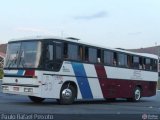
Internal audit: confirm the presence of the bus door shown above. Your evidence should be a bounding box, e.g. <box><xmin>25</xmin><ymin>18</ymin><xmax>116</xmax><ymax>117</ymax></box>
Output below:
<box><xmin>53</xmin><ymin>41</ymin><xmax>63</xmax><ymax>71</ymax></box>
<box><xmin>41</xmin><ymin>41</ymin><xmax>62</xmax><ymax>97</ymax></box>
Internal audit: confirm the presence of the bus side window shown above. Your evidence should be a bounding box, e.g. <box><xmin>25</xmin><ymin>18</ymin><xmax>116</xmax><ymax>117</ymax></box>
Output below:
<box><xmin>88</xmin><ymin>48</ymin><xmax>97</xmax><ymax>63</ymax></box>
<box><xmin>97</xmin><ymin>49</ymin><xmax>101</xmax><ymax>63</ymax></box>
<box><xmin>133</xmin><ymin>56</ymin><xmax>139</xmax><ymax>69</ymax></box>
<box><xmin>117</xmin><ymin>53</ymin><xmax>128</xmax><ymax>67</ymax></box>
<box><xmin>56</xmin><ymin>45</ymin><xmax>62</xmax><ymax>60</ymax></box>
<box><xmin>139</xmin><ymin>57</ymin><xmax>143</xmax><ymax>69</ymax></box>
<box><xmin>152</xmin><ymin>59</ymin><xmax>158</xmax><ymax>71</ymax></box>
<box><xmin>54</xmin><ymin>44</ymin><xmax>63</xmax><ymax>71</ymax></box>
<box><xmin>127</xmin><ymin>55</ymin><xmax>132</xmax><ymax>68</ymax></box>
<box><xmin>145</xmin><ymin>58</ymin><xmax>151</xmax><ymax>70</ymax></box>
<box><xmin>84</xmin><ymin>47</ymin><xmax>89</xmax><ymax>62</ymax></box>
<box><xmin>103</xmin><ymin>50</ymin><xmax>113</xmax><ymax>66</ymax></box>
<box><xmin>113</xmin><ymin>52</ymin><xmax>117</xmax><ymax>66</ymax></box>
<box><xmin>150</xmin><ymin>59</ymin><xmax>153</xmax><ymax>71</ymax></box>
<box><xmin>68</xmin><ymin>44</ymin><xmax>78</xmax><ymax>60</ymax></box>
<box><xmin>45</xmin><ymin>44</ymin><xmax>54</xmax><ymax>70</ymax></box>
<box><xmin>63</xmin><ymin>43</ymin><xmax>68</xmax><ymax>59</ymax></box>
<box><xmin>78</xmin><ymin>45</ymin><xmax>83</xmax><ymax>61</ymax></box>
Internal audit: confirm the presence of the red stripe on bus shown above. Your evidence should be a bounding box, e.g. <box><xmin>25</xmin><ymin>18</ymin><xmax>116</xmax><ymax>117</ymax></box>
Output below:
<box><xmin>95</xmin><ymin>65</ymin><xmax>157</xmax><ymax>98</ymax></box>
<box><xmin>94</xmin><ymin>65</ymin><xmax>108</xmax><ymax>98</ymax></box>
<box><xmin>24</xmin><ymin>70</ymin><xmax>35</xmax><ymax>77</ymax></box>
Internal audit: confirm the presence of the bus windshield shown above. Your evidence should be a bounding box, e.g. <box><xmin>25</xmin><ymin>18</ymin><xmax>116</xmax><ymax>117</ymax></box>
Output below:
<box><xmin>4</xmin><ymin>41</ymin><xmax>41</xmax><ymax>69</ymax></box>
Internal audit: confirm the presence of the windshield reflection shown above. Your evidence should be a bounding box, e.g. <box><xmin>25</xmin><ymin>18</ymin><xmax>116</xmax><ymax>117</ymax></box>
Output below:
<box><xmin>5</xmin><ymin>41</ymin><xmax>41</xmax><ymax>69</ymax></box>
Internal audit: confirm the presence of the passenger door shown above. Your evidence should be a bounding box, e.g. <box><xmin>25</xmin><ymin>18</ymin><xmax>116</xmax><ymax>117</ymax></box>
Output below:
<box><xmin>53</xmin><ymin>41</ymin><xmax>63</xmax><ymax>71</ymax></box>
<box><xmin>41</xmin><ymin>41</ymin><xmax>62</xmax><ymax>97</ymax></box>
<box><xmin>43</xmin><ymin>41</ymin><xmax>62</xmax><ymax>71</ymax></box>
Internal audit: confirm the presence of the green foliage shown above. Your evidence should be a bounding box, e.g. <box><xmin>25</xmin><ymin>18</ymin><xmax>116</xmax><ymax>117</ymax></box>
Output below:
<box><xmin>0</xmin><ymin>69</ymin><xmax>3</xmax><ymax>79</ymax></box>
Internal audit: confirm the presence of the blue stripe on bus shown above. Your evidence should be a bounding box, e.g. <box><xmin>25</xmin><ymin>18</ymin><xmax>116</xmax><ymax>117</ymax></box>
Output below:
<box><xmin>72</xmin><ymin>62</ymin><xmax>93</xmax><ymax>99</ymax></box>
<box><xmin>4</xmin><ymin>70</ymin><xmax>24</xmax><ymax>76</ymax></box>
<box><xmin>17</xmin><ymin>70</ymin><xmax>24</xmax><ymax>76</ymax></box>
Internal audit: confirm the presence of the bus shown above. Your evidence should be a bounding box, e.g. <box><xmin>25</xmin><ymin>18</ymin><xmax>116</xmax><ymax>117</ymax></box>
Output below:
<box><xmin>2</xmin><ymin>36</ymin><xmax>159</xmax><ymax>104</ymax></box>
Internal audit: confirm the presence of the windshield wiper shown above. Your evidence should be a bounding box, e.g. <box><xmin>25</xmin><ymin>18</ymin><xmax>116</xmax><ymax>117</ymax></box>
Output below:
<box><xmin>18</xmin><ymin>51</ymin><xmax>25</xmax><ymax>68</ymax></box>
<box><xmin>7</xmin><ymin>51</ymin><xmax>19</xmax><ymax>69</ymax></box>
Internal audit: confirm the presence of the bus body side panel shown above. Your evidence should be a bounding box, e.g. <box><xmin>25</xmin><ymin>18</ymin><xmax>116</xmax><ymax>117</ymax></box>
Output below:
<box><xmin>99</xmin><ymin>79</ymin><xmax>157</xmax><ymax>98</ymax></box>
<box><xmin>94</xmin><ymin>65</ymin><xmax>108</xmax><ymax>98</ymax></box>
<box><xmin>102</xmin><ymin>66</ymin><xmax>158</xmax><ymax>98</ymax></box>
<box><xmin>2</xmin><ymin>61</ymin><xmax>158</xmax><ymax>100</ymax></box>
<box><xmin>39</xmin><ymin>62</ymin><xmax>82</xmax><ymax>99</ymax></box>
<box><xmin>2</xmin><ymin>70</ymin><xmax>42</xmax><ymax>97</ymax></box>
<box><xmin>70</xmin><ymin>62</ymin><xmax>158</xmax><ymax>99</ymax></box>
<box><xmin>83</xmin><ymin>64</ymin><xmax>103</xmax><ymax>99</ymax></box>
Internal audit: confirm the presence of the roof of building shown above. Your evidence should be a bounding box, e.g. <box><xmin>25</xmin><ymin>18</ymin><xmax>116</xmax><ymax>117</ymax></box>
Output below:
<box><xmin>128</xmin><ymin>46</ymin><xmax>160</xmax><ymax>56</ymax></box>
<box><xmin>0</xmin><ymin>52</ymin><xmax>5</xmax><ymax>58</ymax></box>
<box><xmin>0</xmin><ymin>44</ymin><xmax>7</xmax><ymax>54</ymax></box>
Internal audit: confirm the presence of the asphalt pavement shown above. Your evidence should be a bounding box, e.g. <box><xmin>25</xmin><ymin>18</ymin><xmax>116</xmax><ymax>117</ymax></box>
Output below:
<box><xmin>0</xmin><ymin>80</ymin><xmax>159</xmax><ymax>120</ymax></box>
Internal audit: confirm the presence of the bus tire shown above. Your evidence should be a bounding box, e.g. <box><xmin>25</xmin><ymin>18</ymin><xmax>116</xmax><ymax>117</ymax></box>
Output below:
<box><xmin>127</xmin><ymin>87</ymin><xmax>141</xmax><ymax>102</ymax></box>
<box><xmin>58</xmin><ymin>84</ymin><xmax>76</xmax><ymax>105</ymax></box>
<box><xmin>28</xmin><ymin>96</ymin><xmax>45</xmax><ymax>103</ymax></box>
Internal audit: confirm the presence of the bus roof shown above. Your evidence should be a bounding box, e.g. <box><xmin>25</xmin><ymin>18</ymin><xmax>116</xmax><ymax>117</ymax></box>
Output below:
<box><xmin>9</xmin><ymin>36</ymin><xmax>158</xmax><ymax>59</ymax></box>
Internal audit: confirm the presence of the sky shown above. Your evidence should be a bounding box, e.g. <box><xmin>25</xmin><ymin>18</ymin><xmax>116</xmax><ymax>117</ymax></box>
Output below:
<box><xmin>0</xmin><ymin>0</ymin><xmax>160</xmax><ymax>49</ymax></box>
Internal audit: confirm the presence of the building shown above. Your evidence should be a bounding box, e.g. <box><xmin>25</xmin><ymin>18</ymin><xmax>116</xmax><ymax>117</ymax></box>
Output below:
<box><xmin>128</xmin><ymin>45</ymin><xmax>160</xmax><ymax>56</ymax></box>
<box><xmin>0</xmin><ymin>44</ymin><xmax>7</xmax><ymax>54</ymax></box>
<box><xmin>0</xmin><ymin>52</ymin><xmax>5</xmax><ymax>68</ymax></box>
<box><xmin>0</xmin><ymin>44</ymin><xmax>7</xmax><ymax>68</ymax></box>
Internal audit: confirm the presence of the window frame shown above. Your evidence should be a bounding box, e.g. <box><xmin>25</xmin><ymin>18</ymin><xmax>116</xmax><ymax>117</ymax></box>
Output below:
<box><xmin>103</xmin><ymin>50</ymin><xmax>114</xmax><ymax>66</ymax></box>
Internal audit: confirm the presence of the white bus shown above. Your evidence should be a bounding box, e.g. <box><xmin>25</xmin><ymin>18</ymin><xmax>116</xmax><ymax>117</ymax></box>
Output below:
<box><xmin>2</xmin><ymin>36</ymin><xmax>159</xmax><ymax>104</ymax></box>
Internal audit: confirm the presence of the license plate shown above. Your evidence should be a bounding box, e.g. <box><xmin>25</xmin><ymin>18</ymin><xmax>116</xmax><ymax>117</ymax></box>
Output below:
<box><xmin>13</xmin><ymin>87</ymin><xmax>19</xmax><ymax>91</ymax></box>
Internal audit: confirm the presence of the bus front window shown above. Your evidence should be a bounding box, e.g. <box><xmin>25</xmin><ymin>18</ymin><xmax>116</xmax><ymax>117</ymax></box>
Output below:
<box><xmin>5</xmin><ymin>43</ymin><xmax>21</xmax><ymax>68</ymax></box>
<box><xmin>4</xmin><ymin>41</ymin><xmax>41</xmax><ymax>69</ymax></box>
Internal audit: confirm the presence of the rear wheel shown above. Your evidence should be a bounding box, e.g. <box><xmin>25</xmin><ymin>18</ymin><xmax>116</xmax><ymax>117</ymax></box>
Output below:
<box><xmin>28</xmin><ymin>96</ymin><xmax>45</xmax><ymax>103</ymax></box>
<box><xmin>57</xmin><ymin>84</ymin><xmax>77</xmax><ymax>105</ymax></box>
<box><xmin>127</xmin><ymin>87</ymin><xmax>141</xmax><ymax>102</ymax></box>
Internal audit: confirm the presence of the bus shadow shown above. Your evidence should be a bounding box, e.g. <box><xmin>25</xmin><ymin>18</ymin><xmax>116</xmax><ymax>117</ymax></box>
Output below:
<box><xmin>8</xmin><ymin>98</ymin><xmax>151</xmax><ymax>106</ymax></box>
<box><xmin>1</xmin><ymin>91</ymin><xmax>153</xmax><ymax>106</ymax></box>
<box><xmin>73</xmin><ymin>99</ymin><xmax>149</xmax><ymax>105</ymax></box>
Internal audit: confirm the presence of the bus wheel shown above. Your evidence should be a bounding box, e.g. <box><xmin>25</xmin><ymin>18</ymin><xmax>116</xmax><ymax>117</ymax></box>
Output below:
<box><xmin>28</xmin><ymin>96</ymin><xmax>45</xmax><ymax>103</ymax></box>
<box><xmin>58</xmin><ymin>84</ymin><xmax>76</xmax><ymax>105</ymax></box>
<box><xmin>127</xmin><ymin>87</ymin><xmax>141</xmax><ymax>102</ymax></box>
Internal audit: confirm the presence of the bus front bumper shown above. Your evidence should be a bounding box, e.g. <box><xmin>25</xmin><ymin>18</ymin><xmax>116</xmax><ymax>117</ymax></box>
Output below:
<box><xmin>2</xmin><ymin>84</ymin><xmax>41</xmax><ymax>97</ymax></box>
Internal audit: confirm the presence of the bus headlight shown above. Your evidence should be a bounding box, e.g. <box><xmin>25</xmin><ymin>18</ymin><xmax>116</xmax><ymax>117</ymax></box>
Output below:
<box><xmin>24</xmin><ymin>88</ymin><xmax>33</xmax><ymax>92</ymax></box>
<box><xmin>2</xmin><ymin>86</ymin><xmax>9</xmax><ymax>91</ymax></box>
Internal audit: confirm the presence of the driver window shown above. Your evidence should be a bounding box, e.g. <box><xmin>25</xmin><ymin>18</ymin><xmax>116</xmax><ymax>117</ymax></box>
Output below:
<box><xmin>45</xmin><ymin>44</ymin><xmax>54</xmax><ymax>70</ymax></box>
<box><xmin>46</xmin><ymin>45</ymin><xmax>53</xmax><ymax>60</ymax></box>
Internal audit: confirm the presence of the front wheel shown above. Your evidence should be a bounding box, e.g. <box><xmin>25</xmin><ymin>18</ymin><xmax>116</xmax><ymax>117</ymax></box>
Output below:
<box><xmin>127</xmin><ymin>87</ymin><xmax>141</xmax><ymax>102</ymax></box>
<box><xmin>28</xmin><ymin>96</ymin><xmax>45</xmax><ymax>103</ymax></box>
<box><xmin>58</xmin><ymin>84</ymin><xmax>77</xmax><ymax>105</ymax></box>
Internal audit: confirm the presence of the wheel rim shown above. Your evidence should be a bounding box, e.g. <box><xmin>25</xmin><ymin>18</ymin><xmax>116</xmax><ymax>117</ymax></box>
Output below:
<box><xmin>135</xmin><ymin>89</ymin><xmax>141</xmax><ymax>100</ymax></box>
<box><xmin>62</xmin><ymin>88</ymin><xmax>72</xmax><ymax>99</ymax></box>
